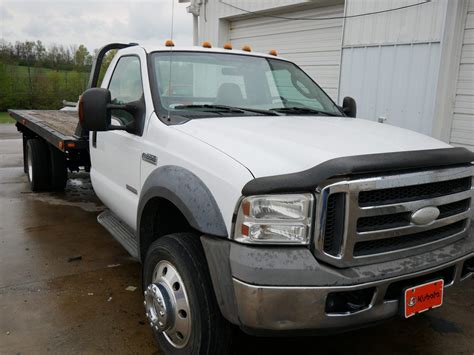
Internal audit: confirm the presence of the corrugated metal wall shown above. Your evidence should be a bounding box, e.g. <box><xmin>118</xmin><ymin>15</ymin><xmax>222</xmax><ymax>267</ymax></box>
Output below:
<box><xmin>338</xmin><ymin>0</ymin><xmax>447</xmax><ymax>135</ymax></box>
<box><xmin>228</xmin><ymin>5</ymin><xmax>344</xmax><ymax>99</ymax></box>
<box><xmin>339</xmin><ymin>43</ymin><xmax>441</xmax><ymax>135</ymax></box>
<box><xmin>450</xmin><ymin>0</ymin><xmax>474</xmax><ymax>151</ymax></box>
<box><xmin>343</xmin><ymin>0</ymin><xmax>446</xmax><ymax>46</ymax></box>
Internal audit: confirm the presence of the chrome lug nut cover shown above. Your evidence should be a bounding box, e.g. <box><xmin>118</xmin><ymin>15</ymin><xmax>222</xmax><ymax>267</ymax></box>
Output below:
<box><xmin>144</xmin><ymin>260</ymin><xmax>192</xmax><ymax>349</ymax></box>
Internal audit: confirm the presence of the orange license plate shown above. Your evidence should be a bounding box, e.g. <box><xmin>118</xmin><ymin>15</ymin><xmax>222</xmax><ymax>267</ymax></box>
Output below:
<box><xmin>404</xmin><ymin>279</ymin><xmax>444</xmax><ymax>318</ymax></box>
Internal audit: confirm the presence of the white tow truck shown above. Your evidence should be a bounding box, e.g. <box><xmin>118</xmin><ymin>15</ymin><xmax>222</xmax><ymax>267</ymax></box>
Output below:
<box><xmin>9</xmin><ymin>42</ymin><xmax>474</xmax><ymax>354</ymax></box>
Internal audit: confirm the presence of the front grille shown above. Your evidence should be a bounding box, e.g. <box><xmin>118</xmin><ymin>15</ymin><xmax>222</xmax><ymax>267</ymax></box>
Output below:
<box><xmin>315</xmin><ymin>166</ymin><xmax>473</xmax><ymax>267</ymax></box>
<box><xmin>356</xmin><ymin>198</ymin><xmax>471</xmax><ymax>232</ymax></box>
<box><xmin>358</xmin><ymin>176</ymin><xmax>471</xmax><ymax>207</ymax></box>
<box><xmin>354</xmin><ymin>220</ymin><xmax>467</xmax><ymax>256</ymax></box>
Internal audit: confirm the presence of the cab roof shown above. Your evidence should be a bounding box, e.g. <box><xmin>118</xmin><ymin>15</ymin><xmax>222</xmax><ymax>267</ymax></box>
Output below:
<box><xmin>137</xmin><ymin>45</ymin><xmax>291</xmax><ymax>62</ymax></box>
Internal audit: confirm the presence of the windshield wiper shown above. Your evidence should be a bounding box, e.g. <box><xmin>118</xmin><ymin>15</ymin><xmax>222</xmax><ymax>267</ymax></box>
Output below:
<box><xmin>270</xmin><ymin>106</ymin><xmax>342</xmax><ymax>117</ymax></box>
<box><xmin>174</xmin><ymin>104</ymin><xmax>279</xmax><ymax>116</ymax></box>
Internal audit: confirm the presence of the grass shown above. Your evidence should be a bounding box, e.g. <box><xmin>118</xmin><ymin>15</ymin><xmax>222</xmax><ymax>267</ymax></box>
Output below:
<box><xmin>0</xmin><ymin>112</ymin><xmax>14</xmax><ymax>124</ymax></box>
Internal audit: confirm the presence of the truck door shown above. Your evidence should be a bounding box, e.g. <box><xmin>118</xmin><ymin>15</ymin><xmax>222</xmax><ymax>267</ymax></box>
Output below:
<box><xmin>90</xmin><ymin>55</ymin><xmax>144</xmax><ymax>229</ymax></box>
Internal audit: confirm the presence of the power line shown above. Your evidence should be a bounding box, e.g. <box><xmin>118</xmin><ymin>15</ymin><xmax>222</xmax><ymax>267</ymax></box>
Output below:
<box><xmin>219</xmin><ymin>1</ymin><xmax>431</xmax><ymax>21</ymax></box>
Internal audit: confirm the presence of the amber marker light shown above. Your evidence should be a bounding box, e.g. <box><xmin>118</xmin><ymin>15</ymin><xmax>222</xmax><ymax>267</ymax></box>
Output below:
<box><xmin>165</xmin><ymin>40</ymin><xmax>175</xmax><ymax>47</ymax></box>
<box><xmin>268</xmin><ymin>49</ymin><xmax>278</xmax><ymax>56</ymax></box>
<box><xmin>242</xmin><ymin>45</ymin><xmax>252</xmax><ymax>52</ymax></box>
<box><xmin>241</xmin><ymin>224</ymin><xmax>250</xmax><ymax>237</ymax></box>
<box><xmin>67</xmin><ymin>142</ymin><xmax>76</xmax><ymax>149</ymax></box>
<box><xmin>202</xmin><ymin>41</ymin><xmax>212</xmax><ymax>48</ymax></box>
<box><xmin>223</xmin><ymin>42</ymin><xmax>233</xmax><ymax>50</ymax></box>
<box><xmin>58</xmin><ymin>141</ymin><xmax>64</xmax><ymax>150</ymax></box>
<box><xmin>242</xmin><ymin>200</ymin><xmax>250</xmax><ymax>216</ymax></box>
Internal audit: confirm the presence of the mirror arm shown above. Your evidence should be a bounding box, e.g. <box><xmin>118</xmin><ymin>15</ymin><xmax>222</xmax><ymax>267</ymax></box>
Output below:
<box><xmin>108</xmin><ymin>124</ymin><xmax>127</xmax><ymax>131</ymax></box>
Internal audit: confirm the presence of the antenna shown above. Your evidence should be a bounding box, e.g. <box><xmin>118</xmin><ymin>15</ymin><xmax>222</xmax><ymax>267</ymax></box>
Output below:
<box><xmin>167</xmin><ymin>0</ymin><xmax>176</xmax><ymax>119</ymax></box>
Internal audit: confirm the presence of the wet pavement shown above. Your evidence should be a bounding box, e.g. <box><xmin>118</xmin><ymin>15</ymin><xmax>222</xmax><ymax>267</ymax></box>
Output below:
<box><xmin>0</xmin><ymin>123</ymin><xmax>473</xmax><ymax>354</ymax></box>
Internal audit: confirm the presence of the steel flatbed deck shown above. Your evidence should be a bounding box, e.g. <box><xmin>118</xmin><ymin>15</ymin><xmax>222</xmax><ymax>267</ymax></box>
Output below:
<box><xmin>8</xmin><ymin>109</ymin><xmax>88</xmax><ymax>152</ymax></box>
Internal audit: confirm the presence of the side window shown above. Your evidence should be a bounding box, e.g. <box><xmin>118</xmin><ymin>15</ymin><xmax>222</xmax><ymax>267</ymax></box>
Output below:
<box><xmin>108</xmin><ymin>56</ymin><xmax>143</xmax><ymax>125</ymax></box>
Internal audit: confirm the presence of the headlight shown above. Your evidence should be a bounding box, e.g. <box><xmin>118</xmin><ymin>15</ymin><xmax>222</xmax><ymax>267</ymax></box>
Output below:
<box><xmin>233</xmin><ymin>194</ymin><xmax>314</xmax><ymax>244</ymax></box>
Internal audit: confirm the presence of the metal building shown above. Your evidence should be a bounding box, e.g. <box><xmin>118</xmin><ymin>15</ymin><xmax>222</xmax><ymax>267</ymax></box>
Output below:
<box><xmin>182</xmin><ymin>0</ymin><xmax>474</xmax><ymax>151</ymax></box>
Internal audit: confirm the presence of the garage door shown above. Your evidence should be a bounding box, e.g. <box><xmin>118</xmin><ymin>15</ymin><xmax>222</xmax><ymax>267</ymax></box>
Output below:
<box><xmin>229</xmin><ymin>4</ymin><xmax>344</xmax><ymax>100</ymax></box>
<box><xmin>450</xmin><ymin>0</ymin><xmax>474</xmax><ymax>152</ymax></box>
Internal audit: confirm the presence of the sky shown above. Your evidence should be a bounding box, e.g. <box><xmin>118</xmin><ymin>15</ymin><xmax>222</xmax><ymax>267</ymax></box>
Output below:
<box><xmin>0</xmin><ymin>0</ymin><xmax>193</xmax><ymax>52</ymax></box>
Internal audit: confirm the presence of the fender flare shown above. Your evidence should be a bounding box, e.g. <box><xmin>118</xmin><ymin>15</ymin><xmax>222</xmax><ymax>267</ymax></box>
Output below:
<box><xmin>137</xmin><ymin>165</ymin><xmax>228</xmax><ymax>240</ymax></box>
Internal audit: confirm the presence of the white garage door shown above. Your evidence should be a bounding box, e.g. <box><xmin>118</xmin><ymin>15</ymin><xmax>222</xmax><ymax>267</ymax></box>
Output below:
<box><xmin>229</xmin><ymin>4</ymin><xmax>344</xmax><ymax>100</ymax></box>
<box><xmin>450</xmin><ymin>0</ymin><xmax>474</xmax><ymax>152</ymax></box>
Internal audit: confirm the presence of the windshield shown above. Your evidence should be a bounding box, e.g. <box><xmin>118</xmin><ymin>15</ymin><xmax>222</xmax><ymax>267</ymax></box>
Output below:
<box><xmin>149</xmin><ymin>51</ymin><xmax>342</xmax><ymax>118</ymax></box>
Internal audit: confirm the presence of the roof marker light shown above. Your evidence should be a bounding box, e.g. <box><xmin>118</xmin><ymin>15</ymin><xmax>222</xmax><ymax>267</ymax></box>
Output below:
<box><xmin>223</xmin><ymin>43</ymin><xmax>233</xmax><ymax>50</ymax></box>
<box><xmin>165</xmin><ymin>40</ymin><xmax>175</xmax><ymax>47</ymax></box>
<box><xmin>268</xmin><ymin>49</ymin><xmax>278</xmax><ymax>56</ymax></box>
<box><xmin>242</xmin><ymin>45</ymin><xmax>252</xmax><ymax>52</ymax></box>
<box><xmin>202</xmin><ymin>41</ymin><xmax>212</xmax><ymax>48</ymax></box>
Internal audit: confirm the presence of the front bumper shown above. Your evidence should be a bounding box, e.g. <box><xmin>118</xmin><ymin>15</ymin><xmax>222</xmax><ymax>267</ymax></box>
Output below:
<box><xmin>201</xmin><ymin>230</ymin><xmax>473</xmax><ymax>335</ymax></box>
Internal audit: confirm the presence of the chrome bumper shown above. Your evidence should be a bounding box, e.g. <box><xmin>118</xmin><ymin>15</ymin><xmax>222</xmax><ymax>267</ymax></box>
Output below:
<box><xmin>232</xmin><ymin>254</ymin><xmax>473</xmax><ymax>332</ymax></box>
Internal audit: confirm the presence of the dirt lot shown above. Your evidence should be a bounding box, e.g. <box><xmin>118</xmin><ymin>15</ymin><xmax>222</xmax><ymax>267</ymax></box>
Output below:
<box><xmin>0</xmin><ymin>124</ymin><xmax>473</xmax><ymax>354</ymax></box>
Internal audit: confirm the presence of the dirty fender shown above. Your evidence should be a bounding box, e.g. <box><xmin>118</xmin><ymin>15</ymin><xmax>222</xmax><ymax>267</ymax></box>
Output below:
<box><xmin>137</xmin><ymin>165</ymin><xmax>228</xmax><ymax>239</ymax></box>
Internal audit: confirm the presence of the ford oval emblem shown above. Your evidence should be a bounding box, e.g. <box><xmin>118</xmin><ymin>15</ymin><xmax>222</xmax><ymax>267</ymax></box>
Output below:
<box><xmin>410</xmin><ymin>206</ymin><xmax>440</xmax><ymax>225</ymax></box>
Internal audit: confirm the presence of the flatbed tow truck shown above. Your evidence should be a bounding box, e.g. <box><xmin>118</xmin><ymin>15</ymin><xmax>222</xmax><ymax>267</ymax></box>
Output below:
<box><xmin>8</xmin><ymin>42</ymin><xmax>474</xmax><ymax>354</ymax></box>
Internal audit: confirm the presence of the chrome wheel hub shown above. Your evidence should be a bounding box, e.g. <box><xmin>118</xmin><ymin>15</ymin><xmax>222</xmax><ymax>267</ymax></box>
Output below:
<box><xmin>144</xmin><ymin>260</ymin><xmax>191</xmax><ymax>348</ymax></box>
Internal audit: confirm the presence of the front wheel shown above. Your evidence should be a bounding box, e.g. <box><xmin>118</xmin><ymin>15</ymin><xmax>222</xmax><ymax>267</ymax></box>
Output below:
<box><xmin>143</xmin><ymin>233</ymin><xmax>232</xmax><ymax>354</ymax></box>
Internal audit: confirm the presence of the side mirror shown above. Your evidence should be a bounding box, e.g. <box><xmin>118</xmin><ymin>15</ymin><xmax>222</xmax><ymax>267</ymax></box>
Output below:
<box><xmin>342</xmin><ymin>96</ymin><xmax>357</xmax><ymax>118</ymax></box>
<box><xmin>79</xmin><ymin>88</ymin><xmax>138</xmax><ymax>132</ymax></box>
<box><xmin>79</xmin><ymin>88</ymin><xmax>112</xmax><ymax>131</ymax></box>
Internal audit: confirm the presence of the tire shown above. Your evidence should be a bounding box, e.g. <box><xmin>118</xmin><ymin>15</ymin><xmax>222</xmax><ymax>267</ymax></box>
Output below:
<box><xmin>143</xmin><ymin>233</ymin><xmax>232</xmax><ymax>354</ymax></box>
<box><xmin>49</xmin><ymin>145</ymin><xmax>68</xmax><ymax>191</ymax></box>
<box><xmin>26</xmin><ymin>139</ymin><xmax>51</xmax><ymax>191</ymax></box>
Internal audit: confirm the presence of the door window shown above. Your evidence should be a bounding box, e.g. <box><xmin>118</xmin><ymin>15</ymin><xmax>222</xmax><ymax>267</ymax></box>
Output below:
<box><xmin>108</xmin><ymin>56</ymin><xmax>143</xmax><ymax>125</ymax></box>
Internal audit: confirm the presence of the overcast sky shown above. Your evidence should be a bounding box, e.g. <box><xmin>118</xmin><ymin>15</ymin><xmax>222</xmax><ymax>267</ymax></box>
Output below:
<box><xmin>0</xmin><ymin>0</ymin><xmax>193</xmax><ymax>52</ymax></box>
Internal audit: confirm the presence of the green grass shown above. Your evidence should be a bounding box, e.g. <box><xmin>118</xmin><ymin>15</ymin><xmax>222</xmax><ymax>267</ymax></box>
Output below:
<box><xmin>0</xmin><ymin>112</ymin><xmax>14</xmax><ymax>124</ymax></box>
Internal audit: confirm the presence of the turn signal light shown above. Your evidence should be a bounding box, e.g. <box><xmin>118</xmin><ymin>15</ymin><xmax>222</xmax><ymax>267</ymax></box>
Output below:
<box><xmin>165</xmin><ymin>40</ymin><xmax>175</xmax><ymax>47</ymax></box>
<box><xmin>268</xmin><ymin>49</ymin><xmax>278</xmax><ymax>56</ymax></box>
<box><xmin>223</xmin><ymin>42</ymin><xmax>233</xmax><ymax>50</ymax></box>
<box><xmin>58</xmin><ymin>141</ymin><xmax>64</xmax><ymax>150</ymax></box>
<box><xmin>202</xmin><ymin>41</ymin><xmax>212</xmax><ymax>48</ymax></box>
<box><xmin>242</xmin><ymin>45</ymin><xmax>252</xmax><ymax>52</ymax></box>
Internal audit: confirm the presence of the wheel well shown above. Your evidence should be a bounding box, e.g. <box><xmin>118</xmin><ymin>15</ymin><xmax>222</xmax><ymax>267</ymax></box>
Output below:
<box><xmin>139</xmin><ymin>197</ymin><xmax>197</xmax><ymax>261</ymax></box>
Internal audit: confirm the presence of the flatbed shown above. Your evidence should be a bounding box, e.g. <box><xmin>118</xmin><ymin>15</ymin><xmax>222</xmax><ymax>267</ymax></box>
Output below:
<box><xmin>8</xmin><ymin>109</ymin><xmax>88</xmax><ymax>152</ymax></box>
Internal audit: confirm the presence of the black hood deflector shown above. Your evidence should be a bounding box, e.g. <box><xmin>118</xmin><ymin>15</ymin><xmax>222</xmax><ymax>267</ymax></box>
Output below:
<box><xmin>242</xmin><ymin>148</ymin><xmax>474</xmax><ymax>195</ymax></box>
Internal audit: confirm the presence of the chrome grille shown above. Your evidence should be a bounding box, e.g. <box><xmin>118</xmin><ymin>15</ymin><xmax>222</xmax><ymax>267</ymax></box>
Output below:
<box><xmin>314</xmin><ymin>166</ymin><xmax>473</xmax><ymax>267</ymax></box>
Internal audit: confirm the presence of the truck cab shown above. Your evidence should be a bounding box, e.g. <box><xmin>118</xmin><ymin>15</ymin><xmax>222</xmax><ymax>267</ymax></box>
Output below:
<box><xmin>15</xmin><ymin>43</ymin><xmax>474</xmax><ymax>353</ymax></box>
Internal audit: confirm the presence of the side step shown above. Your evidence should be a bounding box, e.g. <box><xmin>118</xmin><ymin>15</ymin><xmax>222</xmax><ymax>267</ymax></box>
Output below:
<box><xmin>98</xmin><ymin>209</ymin><xmax>139</xmax><ymax>259</ymax></box>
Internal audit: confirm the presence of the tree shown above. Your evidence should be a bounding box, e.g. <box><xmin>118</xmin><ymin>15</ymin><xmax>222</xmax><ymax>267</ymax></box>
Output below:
<box><xmin>74</xmin><ymin>44</ymin><xmax>89</xmax><ymax>70</ymax></box>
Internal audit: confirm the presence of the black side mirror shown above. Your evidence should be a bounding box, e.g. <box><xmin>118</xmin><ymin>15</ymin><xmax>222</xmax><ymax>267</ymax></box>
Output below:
<box><xmin>79</xmin><ymin>88</ymin><xmax>137</xmax><ymax>132</ymax></box>
<box><xmin>79</xmin><ymin>88</ymin><xmax>112</xmax><ymax>131</ymax></box>
<box><xmin>342</xmin><ymin>96</ymin><xmax>357</xmax><ymax>118</ymax></box>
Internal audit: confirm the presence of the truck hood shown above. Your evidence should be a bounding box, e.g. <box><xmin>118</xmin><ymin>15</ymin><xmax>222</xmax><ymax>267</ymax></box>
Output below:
<box><xmin>173</xmin><ymin>116</ymin><xmax>451</xmax><ymax>178</ymax></box>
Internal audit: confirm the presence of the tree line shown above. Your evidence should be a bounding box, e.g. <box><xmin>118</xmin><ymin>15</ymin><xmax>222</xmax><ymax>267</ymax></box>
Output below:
<box><xmin>0</xmin><ymin>40</ymin><xmax>114</xmax><ymax>112</ymax></box>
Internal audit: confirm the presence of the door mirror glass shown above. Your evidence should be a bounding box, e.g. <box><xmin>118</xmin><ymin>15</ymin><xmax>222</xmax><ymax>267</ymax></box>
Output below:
<box><xmin>342</xmin><ymin>96</ymin><xmax>357</xmax><ymax>118</ymax></box>
<box><xmin>79</xmin><ymin>88</ymin><xmax>111</xmax><ymax>131</ymax></box>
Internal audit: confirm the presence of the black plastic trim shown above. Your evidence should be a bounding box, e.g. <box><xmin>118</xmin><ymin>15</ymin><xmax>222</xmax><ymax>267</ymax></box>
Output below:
<box><xmin>242</xmin><ymin>148</ymin><xmax>474</xmax><ymax>195</ymax></box>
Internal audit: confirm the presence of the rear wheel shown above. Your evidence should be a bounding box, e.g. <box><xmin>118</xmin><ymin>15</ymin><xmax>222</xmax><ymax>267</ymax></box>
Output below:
<box><xmin>26</xmin><ymin>139</ymin><xmax>51</xmax><ymax>191</ymax></box>
<box><xmin>49</xmin><ymin>145</ymin><xmax>68</xmax><ymax>191</ymax></box>
<box><xmin>143</xmin><ymin>233</ymin><xmax>232</xmax><ymax>354</ymax></box>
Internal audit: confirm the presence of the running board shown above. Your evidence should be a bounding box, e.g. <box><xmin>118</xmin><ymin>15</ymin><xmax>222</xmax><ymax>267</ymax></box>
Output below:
<box><xmin>98</xmin><ymin>210</ymin><xmax>139</xmax><ymax>259</ymax></box>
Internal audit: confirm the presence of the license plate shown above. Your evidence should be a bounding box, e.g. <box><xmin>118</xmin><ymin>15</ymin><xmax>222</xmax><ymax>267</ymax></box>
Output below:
<box><xmin>404</xmin><ymin>279</ymin><xmax>444</xmax><ymax>318</ymax></box>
